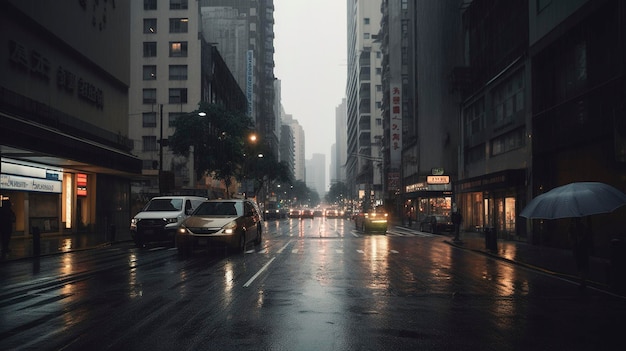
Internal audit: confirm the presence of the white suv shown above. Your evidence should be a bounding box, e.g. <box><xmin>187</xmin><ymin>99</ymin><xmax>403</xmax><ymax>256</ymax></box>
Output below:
<box><xmin>130</xmin><ymin>196</ymin><xmax>206</xmax><ymax>247</ymax></box>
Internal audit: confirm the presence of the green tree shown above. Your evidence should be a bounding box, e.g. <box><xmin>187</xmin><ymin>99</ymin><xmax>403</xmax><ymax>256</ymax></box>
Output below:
<box><xmin>169</xmin><ymin>102</ymin><xmax>253</xmax><ymax>198</ymax></box>
<box><xmin>326</xmin><ymin>181</ymin><xmax>349</xmax><ymax>205</ymax></box>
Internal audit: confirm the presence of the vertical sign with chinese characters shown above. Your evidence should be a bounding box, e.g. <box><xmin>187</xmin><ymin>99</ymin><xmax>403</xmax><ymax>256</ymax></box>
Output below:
<box><xmin>390</xmin><ymin>84</ymin><xmax>402</xmax><ymax>167</ymax></box>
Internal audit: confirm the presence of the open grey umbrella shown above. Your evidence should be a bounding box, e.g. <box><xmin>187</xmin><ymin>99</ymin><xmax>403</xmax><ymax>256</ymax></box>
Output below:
<box><xmin>520</xmin><ymin>182</ymin><xmax>626</xmax><ymax>219</ymax></box>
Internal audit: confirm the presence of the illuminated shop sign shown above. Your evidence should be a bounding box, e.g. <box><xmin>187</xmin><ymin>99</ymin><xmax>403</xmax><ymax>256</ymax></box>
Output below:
<box><xmin>1</xmin><ymin>174</ymin><xmax>62</xmax><ymax>193</ymax></box>
<box><xmin>77</xmin><ymin>173</ymin><xmax>87</xmax><ymax>196</ymax></box>
<box><xmin>427</xmin><ymin>175</ymin><xmax>450</xmax><ymax>184</ymax></box>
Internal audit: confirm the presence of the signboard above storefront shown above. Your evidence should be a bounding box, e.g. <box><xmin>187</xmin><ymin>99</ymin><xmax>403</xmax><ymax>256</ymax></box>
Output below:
<box><xmin>427</xmin><ymin>175</ymin><xmax>450</xmax><ymax>184</ymax></box>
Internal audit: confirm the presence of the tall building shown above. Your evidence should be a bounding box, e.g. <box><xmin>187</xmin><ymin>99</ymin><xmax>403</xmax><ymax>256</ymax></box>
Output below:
<box><xmin>129</xmin><ymin>0</ymin><xmax>249</xmax><ymax>200</ymax></box>
<box><xmin>334</xmin><ymin>98</ymin><xmax>348</xmax><ymax>184</ymax></box>
<box><xmin>129</xmin><ymin>0</ymin><xmax>203</xmax><ymax>196</ymax></box>
<box><xmin>200</xmin><ymin>0</ymin><xmax>278</xmax><ymax>156</ymax></box>
<box><xmin>306</xmin><ymin>153</ymin><xmax>326</xmax><ymax>199</ymax></box>
<box><xmin>1</xmin><ymin>1</ymin><xmax>141</xmax><ymax>239</ymax></box>
<box><xmin>283</xmin><ymin>113</ymin><xmax>306</xmax><ymax>182</ymax></box>
<box><xmin>346</xmin><ymin>0</ymin><xmax>384</xmax><ymax>209</ymax></box>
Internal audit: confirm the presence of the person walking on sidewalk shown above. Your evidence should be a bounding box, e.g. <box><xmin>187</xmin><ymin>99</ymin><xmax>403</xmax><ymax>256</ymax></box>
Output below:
<box><xmin>1</xmin><ymin>199</ymin><xmax>16</xmax><ymax>256</ymax></box>
<box><xmin>569</xmin><ymin>217</ymin><xmax>592</xmax><ymax>289</ymax></box>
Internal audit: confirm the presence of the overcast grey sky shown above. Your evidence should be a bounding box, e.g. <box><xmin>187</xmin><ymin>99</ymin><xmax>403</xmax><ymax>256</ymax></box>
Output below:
<box><xmin>273</xmin><ymin>0</ymin><xmax>347</xmax><ymax>187</ymax></box>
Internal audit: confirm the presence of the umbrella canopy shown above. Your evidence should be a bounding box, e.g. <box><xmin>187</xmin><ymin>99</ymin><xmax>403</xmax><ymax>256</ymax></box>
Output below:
<box><xmin>520</xmin><ymin>182</ymin><xmax>626</xmax><ymax>219</ymax></box>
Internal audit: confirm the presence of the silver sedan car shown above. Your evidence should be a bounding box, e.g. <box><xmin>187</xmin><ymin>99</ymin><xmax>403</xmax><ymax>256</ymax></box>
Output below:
<box><xmin>176</xmin><ymin>199</ymin><xmax>263</xmax><ymax>255</ymax></box>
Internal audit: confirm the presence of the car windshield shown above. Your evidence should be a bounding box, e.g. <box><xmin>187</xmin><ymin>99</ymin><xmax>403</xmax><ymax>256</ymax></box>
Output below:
<box><xmin>144</xmin><ymin>199</ymin><xmax>183</xmax><ymax>211</ymax></box>
<box><xmin>194</xmin><ymin>201</ymin><xmax>242</xmax><ymax>216</ymax></box>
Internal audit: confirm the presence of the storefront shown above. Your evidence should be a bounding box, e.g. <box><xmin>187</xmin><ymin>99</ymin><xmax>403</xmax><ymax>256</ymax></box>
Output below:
<box><xmin>404</xmin><ymin>176</ymin><xmax>453</xmax><ymax>225</ymax></box>
<box><xmin>1</xmin><ymin>159</ymin><xmax>95</xmax><ymax>237</ymax></box>
<box><xmin>455</xmin><ymin>169</ymin><xmax>527</xmax><ymax>240</ymax></box>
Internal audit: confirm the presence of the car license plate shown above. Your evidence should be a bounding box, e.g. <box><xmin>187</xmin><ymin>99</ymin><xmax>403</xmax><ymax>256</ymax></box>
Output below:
<box><xmin>198</xmin><ymin>238</ymin><xmax>207</xmax><ymax>245</ymax></box>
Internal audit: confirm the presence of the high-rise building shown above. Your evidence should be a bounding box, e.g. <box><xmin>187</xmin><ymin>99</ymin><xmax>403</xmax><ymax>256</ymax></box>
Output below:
<box><xmin>200</xmin><ymin>0</ymin><xmax>278</xmax><ymax>156</ymax></box>
<box><xmin>334</xmin><ymin>98</ymin><xmax>348</xmax><ymax>184</ymax></box>
<box><xmin>282</xmin><ymin>113</ymin><xmax>305</xmax><ymax>182</ymax></box>
<box><xmin>346</xmin><ymin>0</ymin><xmax>384</xmax><ymax>208</ymax></box>
<box><xmin>306</xmin><ymin>153</ymin><xmax>326</xmax><ymax>199</ymax></box>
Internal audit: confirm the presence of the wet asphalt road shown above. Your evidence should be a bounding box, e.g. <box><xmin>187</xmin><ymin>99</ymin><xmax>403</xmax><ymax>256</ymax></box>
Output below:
<box><xmin>1</xmin><ymin>218</ymin><xmax>626</xmax><ymax>351</ymax></box>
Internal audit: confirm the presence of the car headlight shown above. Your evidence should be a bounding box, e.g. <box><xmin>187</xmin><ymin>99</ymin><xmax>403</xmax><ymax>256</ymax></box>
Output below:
<box><xmin>178</xmin><ymin>226</ymin><xmax>188</xmax><ymax>234</ymax></box>
<box><xmin>223</xmin><ymin>220</ymin><xmax>237</xmax><ymax>235</ymax></box>
<box><xmin>164</xmin><ymin>217</ymin><xmax>178</xmax><ymax>224</ymax></box>
<box><xmin>130</xmin><ymin>218</ymin><xmax>139</xmax><ymax>229</ymax></box>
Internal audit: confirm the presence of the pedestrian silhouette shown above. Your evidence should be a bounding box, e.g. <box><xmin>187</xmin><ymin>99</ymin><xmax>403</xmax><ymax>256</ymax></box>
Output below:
<box><xmin>569</xmin><ymin>217</ymin><xmax>592</xmax><ymax>289</ymax></box>
<box><xmin>1</xmin><ymin>199</ymin><xmax>16</xmax><ymax>256</ymax></box>
<box><xmin>452</xmin><ymin>209</ymin><xmax>463</xmax><ymax>241</ymax></box>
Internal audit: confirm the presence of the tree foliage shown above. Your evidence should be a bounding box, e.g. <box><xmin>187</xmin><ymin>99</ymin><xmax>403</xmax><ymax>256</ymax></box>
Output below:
<box><xmin>325</xmin><ymin>181</ymin><xmax>349</xmax><ymax>205</ymax></box>
<box><xmin>169</xmin><ymin>102</ymin><xmax>253</xmax><ymax>198</ymax></box>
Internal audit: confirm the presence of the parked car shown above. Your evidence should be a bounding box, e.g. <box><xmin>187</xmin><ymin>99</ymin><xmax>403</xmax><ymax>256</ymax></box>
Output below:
<box><xmin>176</xmin><ymin>199</ymin><xmax>263</xmax><ymax>255</ymax></box>
<box><xmin>419</xmin><ymin>215</ymin><xmax>455</xmax><ymax>234</ymax></box>
<box><xmin>354</xmin><ymin>206</ymin><xmax>388</xmax><ymax>233</ymax></box>
<box><xmin>130</xmin><ymin>196</ymin><xmax>206</xmax><ymax>247</ymax></box>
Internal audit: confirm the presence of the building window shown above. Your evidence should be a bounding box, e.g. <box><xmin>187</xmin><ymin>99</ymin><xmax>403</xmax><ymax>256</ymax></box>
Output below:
<box><xmin>143</xmin><ymin>42</ymin><xmax>157</xmax><ymax>57</ymax></box>
<box><xmin>169</xmin><ymin>88</ymin><xmax>187</xmax><ymax>103</ymax></box>
<box><xmin>170</xmin><ymin>0</ymin><xmax>188</xmax><ymax>10</ymax></box>
<box><xmin>364</xmin><ymin>18</ymin><xmax>370</xmax><ymax>25</ymax></box>
<box><xmin>491</xmin><ymin>128</ymin><xmax>525</xmax><ymax>156</ymax></box>
<box><xmin>142</xmin><ymin>112</ymin><xmax>157</xmax><ymax>127</ymax></box>
<box><xmin>143</xmin><ymin>18</ymin><xmax>157</xmax><ymax>33</ymax></box>
<box><xmin>143</xmin><ymin>65</ymin><xmax>157</xmax><ymax>80</ymax></box>
<box><xmin>364</xmin><ymin>33</ymin><xmax>370</xmax><ymax>39</ymax></box>
<box><xmin>142</xmin><ymin>136</ymin><xmax>158</xmax><ymax>151</ymax></box>
<box><xmin>143</xmin><ymin>88</ymin><xmax>157</xmax><ymax>104</ymax></box>
<box><xmin>492</xmin><ymin>70</ymin><xmax>524</xmax><ymax>126</ymax></box>
<box><xmin>169</xmin><ymin>41</ymin><xmax>188</xmax><ymax>57</ymax></box>
<box><xmin>169</xmin><ymin>112</ymin><xmax>185</xmax><ymax>127</ymax></box>
<box><xmin>169</xmin><ymin>18</ymin><xmax>188</xmax><ymax>33</ymax></box>
<box><xmin>465</xmin><ymin>98</ymin><xmax>485</xmax><ymax>137</ymax></box>
<box><xmin>376</xmin><ymin>67</ymin><xmax>382</xmax><ymax>75</ymax></box>
<box><xmin>169</xmin><ymin>65</ymin><xmax>187</xmax><ymax>80</ymax></box>
<box><xmin>401</xmin><ymin>0</ymin><xmax>408</xmax><ymax>10</ymax></box>
<box><xmin>144</xmin><ymin>0</ymin><xmax>157</xmax><ymax>10</ymax></box>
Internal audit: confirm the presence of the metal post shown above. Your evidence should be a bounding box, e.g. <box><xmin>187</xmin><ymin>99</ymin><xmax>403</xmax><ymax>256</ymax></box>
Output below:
<box><xmin>159</xmin><ymin>104</ymin><xmax>163</xmax><ymax>194</ymax></box>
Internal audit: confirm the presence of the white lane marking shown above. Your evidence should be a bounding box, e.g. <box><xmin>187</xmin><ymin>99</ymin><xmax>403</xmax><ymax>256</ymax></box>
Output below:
<box><xmin>243</xmin><ymin>257</ymin><xmax>276</xmax><ymax>288</ymax></box>
<box><xmin>277</xmin><ymin>240</ymin><xmax>292</xmax><ymax>254</ymax></box>
<box><xmin>352</xmin><ymin>232</ymin><xmax>360</xmax><ymax>238</ymax></box>
<box><xmin>357</xmin><ymin>250</ymin><xmax>365</xmax><ymax>254</ymax></box>
<box><xmin>390</xmin><ymin>250</ymin><xmax>399</xmax><ymax>254</ymax></box>
<box><xmin>336</xmin><ymin>249</ymin><xmax>343</xmax><ymax>254</ymax></box>
<box><xmin>292</xmin><ymin>248</ymin><xmax>299</xmax><ymax>254</ymax></box>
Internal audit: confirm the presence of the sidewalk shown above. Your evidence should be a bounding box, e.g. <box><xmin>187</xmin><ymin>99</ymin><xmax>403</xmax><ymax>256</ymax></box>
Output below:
<box><xmin>0</xmin><ymin>230</ymin><xmax>132</xmax><ymax>262</ymax></box>
<box><xmin>2</xmin><ymin>225</ymin><xmax>625</xmax><ymax>297</ymax></box>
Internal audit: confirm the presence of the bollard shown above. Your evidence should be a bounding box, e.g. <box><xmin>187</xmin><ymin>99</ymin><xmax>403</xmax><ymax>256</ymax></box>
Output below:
<box><xmin>484</xmin><ymin>227</ymin><xmax>497</xmax><ymax>252</ymax></box>
<box><xmin>32</xmin><ymin>226</ymin><xmax>41</xmax><ymax>257</ymax></box>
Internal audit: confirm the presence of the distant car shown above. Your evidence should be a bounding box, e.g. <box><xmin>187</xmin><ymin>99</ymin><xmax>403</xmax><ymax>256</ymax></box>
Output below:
<box><xmin>176</xmin><ymin>199</ymin><xmax>263</xmax><ymax>255</ymax></box>
<box><xmin>301</xmin><ymin>208</ymin><xmax>314</xmax><ymax>219</ymax></box>
<box><xmin>354</xmin><ymin>207</ymin><xmax>388</xmax><ymax>233</ymax></box>
<box><xmin>263</xmin><ymin>202</ymin><xmax>286</xmax><ymax>220</ymax></box>
<box><xmin>325</xmin><ymin>208</ymin><xmax>340</xmax><ymax>218</ymax></box>
<box><xmin>130</xmin><ymin>195</ymin><xmax>206</xmax><ymax>247</ymax></box>
<box><xmin>419</xmin><ymin>215</ymin><xmax>454</xmax><ymax>234</ymax></box>
<box><xmin>289</xmin><ymin>208</ymin><xmax>301</xmax><ymax>218</ymax></box>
